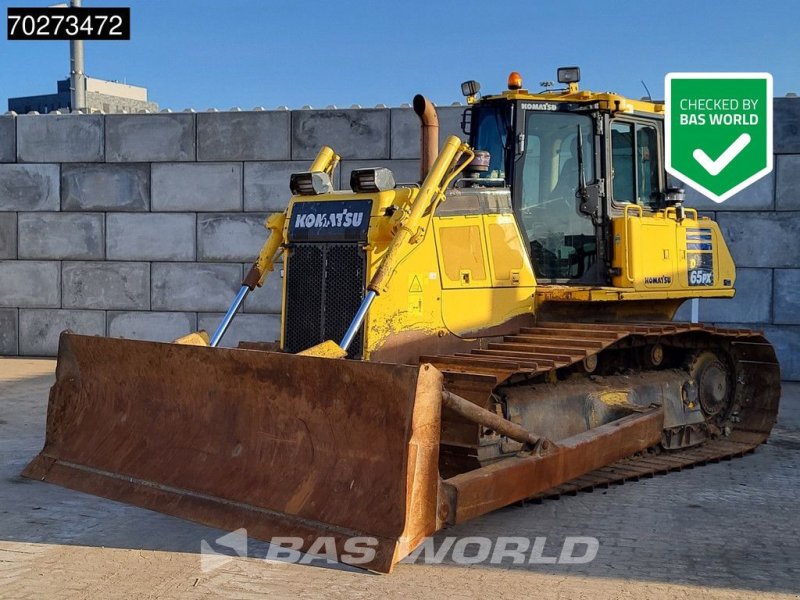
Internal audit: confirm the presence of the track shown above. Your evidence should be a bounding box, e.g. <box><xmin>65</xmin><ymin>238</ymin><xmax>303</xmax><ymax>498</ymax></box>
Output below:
<box><xmin>423</xmin><ymin>321</ymin><xmax>782</xmax><ymax>496</ymax></box>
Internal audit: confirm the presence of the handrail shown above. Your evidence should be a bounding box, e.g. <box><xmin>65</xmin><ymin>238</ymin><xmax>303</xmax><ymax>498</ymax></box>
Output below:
<box><xmin>623</xmin><ymin>204</ymin><xmax>643</xmax><ymax>283</ymax></box>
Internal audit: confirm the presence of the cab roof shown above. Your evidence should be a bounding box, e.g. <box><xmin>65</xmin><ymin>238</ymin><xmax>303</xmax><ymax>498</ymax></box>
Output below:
<box><xmin>481</xmin><ymin>87</ymin><xmax>665</xmax><ymax>116</ymax></box>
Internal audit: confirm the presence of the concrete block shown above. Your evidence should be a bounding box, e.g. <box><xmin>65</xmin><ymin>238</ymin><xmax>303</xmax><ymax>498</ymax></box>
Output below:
<box><xmin>674</xmin><ymin>268</ymin><xmax>772</xmax><ymax>324</ymax></box>
<box><xmin>106</xmin><ymin>213</ymin><xmax>195</xmax><ymax>261</ymax></box>
<box><xmin>152</xmin><ymin>162</ymin><xmax>242</xmax><ymax>211</ymax></box>
<box><xmin>0</xmin><ymin>164</ymin><xmax>59</xmax><ymax>210</ymax></box>
<box><xmin>0</xmin><ymin>308</ymin><xmax>18</xmax><ymax>354</ymax></box>
<box><xmin>17</xmin><ymin>114</ymin><xmax>103</xmax><ymax>162</ymax></box>
<box><xmin>775</xmin><ymin>155</ymin><xmax>800</xmax><ymax>210</ymax></box>
<box><xmin>62</xmin><ymin>261</ymin><xmax>149</xmax><ymax>310</ymax></box>
<box><xmin>390</xmin><ymin>106</ymin><xmax>467</xmax><ymax>161</ymax></box>
<box><xmin>682</xmin><ymin>170</ymin><xmax>774</xmax><ymax>211</ymax></box>
<box><xmin>242</xmin><ymin>262</ymin><xmax>283</xmax><ymax>314</ymax></box>
<box><xmin>19</xmin><ymin>309</ymin><xmax>105</xmax><ymax>356</ymax></box>
<box><xmin>244</xmin><ymin>161</ymin><xmax>331</xmax><ymax>212</ymax></box>
<box><xmin>198</xmin><ymin>213</ymin><xmax>267</xmax><ymax>262</ymax></box>
<box><xmin>0</xmin><ymin>261</ymin><xmax>60</xmax><ymax>307</ymax></box>
<box><xmin>698</xmin><ymin>268</ymin><xmax>772</xmax><ymax>323</ymax></box>
<box><xmin>437</xmin><ymin>105</ymin><xmax>468</xmax><ymax>142</ymax></box>
<box><xmin>62</xmin><ymin>163</ymin><xmax>149</xmax><ymax>211</ymax></box>
<box><xmin>672</xmin><ymin>299</ymin><xmax>695</xmax><ymax>322</ymax></box>
<box><xmin>18</xmin><ymin>212</ymin><xmax>104</xmax><ymax>259</ymax></box>
<box><xmin>774</xmin><ymin>98</ymin><xmax>800</xmax><ymax>154</ymax></box>
<box><xmin>761</xmin><ymin>325</ymin><xmax>800</xmax><ymax>381</ymax></box>
<box><xmin>106</xmin><ymin>113</ymin><xmax>195</xmax><ymax>162</ymax></box>
<box><xmin>0</xmin><ymin>115</ymin><xmax>15</xmax><ymax>163</ymax></box>
<box><xmin>197</xmin><ymin>111</ymin><xmax>291</xmax><ymax>161</ymax></box>
<box><xmin>339</xmin><ymin>159</ymin><xmax>420</xmax><ymax>188</ymax></box>
<box><xmin>108</xmin><ymin>311</ymin><xmax>196</xmax><ymax>342</ymax></box>
<box><xmin>151</xmin><ymin>263</ymin><xmax>241</xmax><ymax>312</ymax></box>
<box><xmin>774</xmin><ymin>269</ymin><xmax>800</xmax><ymax>325</ymax></box>
<box><xmin>717</xmin><ymin>212</ymin><xmax>800</xmax><ymax>268</ymax></box>
<box><xmin>390</xmin><ymin>108</ymin><xmax>421</xmax><ymax>160</ymax></box>
<box><xmin>0</xmin><ymin>213</ymin><xmax>17</xmax><ymax>259</ymax></box>
<box><xmin>292</xmin><ymin>109</ymin><xmax>389</xmax><ymax>160</ymax></box>
<box><xmin>198</xmin><ymin>312</ymin><xmax>280</xmax><ymax>348</ymax></box>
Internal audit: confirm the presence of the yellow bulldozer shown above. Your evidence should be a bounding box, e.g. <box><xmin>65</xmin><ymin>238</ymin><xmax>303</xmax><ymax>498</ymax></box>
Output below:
<box><xmin>24</xmin><ymin>68</ymin><xmax>781</xmax><ymax>572</ymax></box>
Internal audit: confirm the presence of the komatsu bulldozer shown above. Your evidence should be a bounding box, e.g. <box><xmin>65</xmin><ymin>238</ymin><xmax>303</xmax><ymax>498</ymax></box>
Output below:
<box><xmin>24</xmin><ymin>68</ymin><xmax>781</xmax><ymax>573</ymax></box>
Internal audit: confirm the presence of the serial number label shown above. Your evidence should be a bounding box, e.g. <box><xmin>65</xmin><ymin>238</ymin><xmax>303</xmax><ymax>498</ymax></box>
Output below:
<box><xmin>7</xmin><ymin>7</ymin><xmax>130</xmax><ymax>41</ymax></box>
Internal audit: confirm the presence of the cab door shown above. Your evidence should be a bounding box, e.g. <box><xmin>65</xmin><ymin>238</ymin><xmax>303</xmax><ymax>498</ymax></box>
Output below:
<box><xmin>512</xmin><ymin>108</ymin><xmax>602</xmax><ymax>283</ymax></box>
<box><xmin>607</xmin><ymin>117</ymin><xmax>679</xmax><ymax>289</ymax></box>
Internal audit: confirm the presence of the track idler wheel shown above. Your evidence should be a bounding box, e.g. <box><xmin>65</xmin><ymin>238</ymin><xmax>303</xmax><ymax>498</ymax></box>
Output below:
<box><xmin>689</xmin><ymin>351</ymin><xmax>734</xmax><ymax>423</ymax></box>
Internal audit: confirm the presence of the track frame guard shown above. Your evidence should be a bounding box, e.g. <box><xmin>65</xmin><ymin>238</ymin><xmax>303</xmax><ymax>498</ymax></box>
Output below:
<box><xmin>23</xmin><ymin>333</ymin><xmax>444</xmax><ymax>572</ymax></box>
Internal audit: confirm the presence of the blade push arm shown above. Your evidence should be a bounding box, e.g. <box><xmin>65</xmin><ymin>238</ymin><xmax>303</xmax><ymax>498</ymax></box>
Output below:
<box><xmin>208</xmin><ymin>146</ymin><xmax>339</xmax><ymax>347</ymax></box>
<box><xmin>242</xmin><ymin>212</ymin><xmax>287</xmax><ymax>290</ymax></box>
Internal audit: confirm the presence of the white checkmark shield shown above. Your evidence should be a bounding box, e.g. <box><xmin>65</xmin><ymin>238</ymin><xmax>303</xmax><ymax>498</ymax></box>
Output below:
<box><xmin>692</xmin><ymin>133</ymin><xmax>752</xmax><ymax>176</ymax></box>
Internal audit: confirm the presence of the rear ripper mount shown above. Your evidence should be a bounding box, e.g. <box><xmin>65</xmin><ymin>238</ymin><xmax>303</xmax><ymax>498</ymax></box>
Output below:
<box><xmin>23</xmin><ymin>321</ymin><xmax>779</xmax><ymax>572</ymax></box>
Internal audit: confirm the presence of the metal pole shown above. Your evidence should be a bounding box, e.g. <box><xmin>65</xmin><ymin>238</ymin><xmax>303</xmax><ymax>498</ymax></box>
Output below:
<box><xmin>69</xmin><ymin>0</ymin><xmax>85</xmax><ymax>111</ymax></box>
<box><xmin>210</xmin><ymin>286</ymin><xmax>250</xmax><ymax>348</ymax></box>
<box><xmin>339</xmin><ymin>290</ymin><xmax>376</xmax><ymax>352</ymax></box>
<box><xmin>441</xmin><ymin>390</ymin><xmax>552</xmax><ymax>450</ymax></box>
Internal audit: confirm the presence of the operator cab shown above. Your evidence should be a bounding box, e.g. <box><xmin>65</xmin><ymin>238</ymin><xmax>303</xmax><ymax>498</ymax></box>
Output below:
<box><xmin>462</xmin><ymin>68</ymin><xmax>668</xmax><ymax>285</ymax></box>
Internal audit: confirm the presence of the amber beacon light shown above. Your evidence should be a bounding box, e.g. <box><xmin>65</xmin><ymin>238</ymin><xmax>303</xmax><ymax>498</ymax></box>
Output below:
<box><xmin>507</xmin><ymin>71</ymin><xmax>523</xmax><ymax>90</ymax></box>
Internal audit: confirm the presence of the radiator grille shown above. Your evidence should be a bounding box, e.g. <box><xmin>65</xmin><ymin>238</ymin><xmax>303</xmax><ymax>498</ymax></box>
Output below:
<box><xmin>284</xmin><ymin>243</ymin><xmax>366</xmax><ymax>358</ymax></box>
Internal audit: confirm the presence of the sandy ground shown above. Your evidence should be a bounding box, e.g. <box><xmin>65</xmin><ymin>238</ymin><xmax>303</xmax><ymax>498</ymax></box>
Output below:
<box><xmin>1</xmin><ymin>358</ymin><xmax>799</xmax><ymax>599</ymax></box>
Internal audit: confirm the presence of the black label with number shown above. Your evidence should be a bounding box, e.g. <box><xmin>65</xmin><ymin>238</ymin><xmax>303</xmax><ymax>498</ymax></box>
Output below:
<box><xmin>7</xmin><ymin>7</ymin><xmax>130</xmax><ymax>41</ymax></box>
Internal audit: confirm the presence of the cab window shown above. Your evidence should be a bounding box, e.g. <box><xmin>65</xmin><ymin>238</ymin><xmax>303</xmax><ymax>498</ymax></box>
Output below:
<box><xmin>518</xmin><ymin>112</ymin><xmax>596</xmax><ymax>280</ymax></box>
<box><xmin>473</xmin><ymin>104</ymin><xmax>510</xmax><ymax>179</ymax></box>
<box><xmin>610</xmin><ymin>121</ymin><xmax>660</xmax><ymax>206</ymax></box>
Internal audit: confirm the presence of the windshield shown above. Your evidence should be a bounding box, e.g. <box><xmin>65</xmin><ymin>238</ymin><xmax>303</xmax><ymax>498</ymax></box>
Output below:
<box><xmin>472</xmin><ymin>104</ymin><xmax>510</xmax><ymax>179</ymax></box>
<box><xmin>518</xmin><ymin>111</ymin><xmax>597</xmax><ymax>280</ymax></box>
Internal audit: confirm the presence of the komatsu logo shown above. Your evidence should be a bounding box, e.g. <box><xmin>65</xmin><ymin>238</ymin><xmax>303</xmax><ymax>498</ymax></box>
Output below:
<box><xmin>294</xmin><ymin>210</ymin><xmax>363</xmax><ymax>229</ymax></box>
<box><xmin>521</xmin><ymin>102</ymin><xmax>558</xmax><ymax>111</ymax></box>
<box><xmin>644</xmin><ymin>275</ymin><xmax>672</xmax><ymax>285</ymax></box>
<box><xmin>288</xmin><ymin>199</ymin><xmax>372</xmax><ymax>242</ymax></box>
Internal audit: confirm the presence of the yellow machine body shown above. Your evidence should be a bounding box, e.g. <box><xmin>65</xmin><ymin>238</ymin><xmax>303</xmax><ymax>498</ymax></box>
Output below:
<box><xmin>276</xmin><ymin>180</ymin><xmax>736</xmax><ymax>363</ymax></box>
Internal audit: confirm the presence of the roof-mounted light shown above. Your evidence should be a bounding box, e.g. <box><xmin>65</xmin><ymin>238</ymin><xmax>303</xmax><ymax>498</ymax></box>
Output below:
<box><xmin>290</xmin><ymin>171</ymin><xmax>333</xmax><ymax>196</ymax></box>
<box><xmin>460</xmin><ymin>80</ymin><xmax>481</xmax><ymax>97</ymax></box>
<box><xmin>350</xmin><ymin>167</ymin><xmax>396</xmax><ymax>193</ymax></box>
<box><xmin>507</xmin><ymin>71</ymin><xmax>523</xmax><ymax>90</ymax></box>
<box><xmin>557</xmin><ymin>66</ymin><xmax>581</xmax><ymax>84</ymax></box>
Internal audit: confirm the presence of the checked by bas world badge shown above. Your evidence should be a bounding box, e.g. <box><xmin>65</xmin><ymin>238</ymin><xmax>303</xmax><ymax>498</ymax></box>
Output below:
<box><xmin>665</xmin><ymin>73</ymin><xmax>773</xmax><ymax>203</ymax></box>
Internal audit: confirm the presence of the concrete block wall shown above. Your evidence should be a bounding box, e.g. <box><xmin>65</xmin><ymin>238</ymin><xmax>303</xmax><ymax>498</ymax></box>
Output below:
<box><xmin>0</xmin><ymin>104</ymin><xmax>465</xmax><ymax>356</ymax></box>
<box><xmin>0</xmin><ymin>99</ymin><xmax>797</xmax><ymax>380</ymax></box>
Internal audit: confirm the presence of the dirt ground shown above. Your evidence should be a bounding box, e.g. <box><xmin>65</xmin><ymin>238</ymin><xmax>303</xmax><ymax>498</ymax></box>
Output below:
<box><xmin>1</xmin><ymin>358</ymin><xmax>799</xmax><ymax>599</ymax></box>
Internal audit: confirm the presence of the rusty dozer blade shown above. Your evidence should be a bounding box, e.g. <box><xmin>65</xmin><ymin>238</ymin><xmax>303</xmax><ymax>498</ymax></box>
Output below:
<box><xmin>23</xmin><ymin>333</ymin><xmax>444</xmax><ymax>573</ymax></box>
<box><xmin>24</xmin><ymin>332</ymin><xmax>669</xmax><ymax>573</ymax></box>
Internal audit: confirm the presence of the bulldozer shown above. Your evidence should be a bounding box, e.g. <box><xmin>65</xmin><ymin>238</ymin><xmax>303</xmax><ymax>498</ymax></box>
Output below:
<box><xmin>24</xmin><ymin>68</ymin><xmax>781</xmax><ymax>572</ymax></box>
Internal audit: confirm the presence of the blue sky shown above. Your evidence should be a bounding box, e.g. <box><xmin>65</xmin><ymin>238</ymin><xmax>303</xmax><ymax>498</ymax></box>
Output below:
<box><xmin>1</xmin><ymin>0</ymin><xmax>798</xmax><ymax>110</ymax></box>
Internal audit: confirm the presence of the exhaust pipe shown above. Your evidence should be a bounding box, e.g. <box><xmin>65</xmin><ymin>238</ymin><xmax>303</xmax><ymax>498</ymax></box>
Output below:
<box><xmin>413</xmin><ymin>94</ymin><xmax>439</xmax><ymax>181</ymax></box>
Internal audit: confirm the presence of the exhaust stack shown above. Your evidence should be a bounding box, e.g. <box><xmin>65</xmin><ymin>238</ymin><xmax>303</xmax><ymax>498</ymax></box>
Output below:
<box><xmin>413</xmin><ymin>94</ymin><xmax>439</xmax><ymax>181</ymax></box>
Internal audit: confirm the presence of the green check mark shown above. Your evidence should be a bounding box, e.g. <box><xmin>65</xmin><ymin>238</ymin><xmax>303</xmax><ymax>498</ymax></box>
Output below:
<box><xmin>692</xmin><ymin>133</ymin><xmax>751</xmax><ymax>176</ymax></box>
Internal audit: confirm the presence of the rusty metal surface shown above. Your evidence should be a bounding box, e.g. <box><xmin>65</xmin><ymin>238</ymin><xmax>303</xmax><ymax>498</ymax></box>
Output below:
<box><xmin>441</xmin><ymin>408</ymin><xmax>665</xmax><ymax>524</ymax></box>
<box><xmin>441</xmin><ymin>390</ymin><xmax>547</xmax><ymax>448</ymax></box>
<box><xmin>413</xmin><ymin>94</ymin><xmax>439</xmax><ymax>181</ymax></box>
<box><xmin>23</xmin><ymin>333</ymin><xmax>444</xmax><ymax>573</ymax></box>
